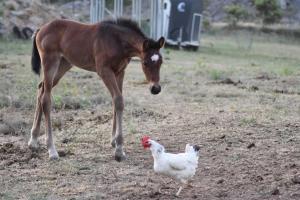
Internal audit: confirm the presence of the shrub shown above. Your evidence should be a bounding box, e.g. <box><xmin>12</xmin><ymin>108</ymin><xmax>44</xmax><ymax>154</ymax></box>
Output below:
<box><xmin>254</xmin><ymin>0</ymin><xmax>282</xmax><ymax>25</ymax></box>
<box><xmin>202</xmin><ymin>18</ymin><xmax>211</xmax><ymax>31</ymax></box>
<box><xmin>224</xmin><ymin>4</ymin><xmax>249</xmax><ymax>27</ymax></box>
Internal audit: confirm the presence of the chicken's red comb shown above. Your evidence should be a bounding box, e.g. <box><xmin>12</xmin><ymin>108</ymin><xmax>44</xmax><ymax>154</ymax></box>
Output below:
<box><xmin>141</xmin><ymin>136</ymin><xmax>150</xmax><ymax>144</ymax></box>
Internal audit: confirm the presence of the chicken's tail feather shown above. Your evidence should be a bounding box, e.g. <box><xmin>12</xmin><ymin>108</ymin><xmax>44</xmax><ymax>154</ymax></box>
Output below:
<box><xmin>193</xmin><ymin>145</ymin><xmax>200</xmax><ymax>152</ymax></box>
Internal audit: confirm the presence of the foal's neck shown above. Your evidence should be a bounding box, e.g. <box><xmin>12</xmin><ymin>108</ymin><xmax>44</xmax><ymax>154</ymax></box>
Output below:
<box><xmin>122</xmin><ymin>32</ymin><xmax>145</xmax><ymax>58</ymax></box>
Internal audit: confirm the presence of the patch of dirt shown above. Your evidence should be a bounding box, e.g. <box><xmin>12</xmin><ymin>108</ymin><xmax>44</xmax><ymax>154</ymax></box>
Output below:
<box><xmin>273</xmin><ymin>88</ymin><xmax>300</xmax><ymax>95</ymax></box>
<box><xmin>255</xmin><ymin>73</ymin><xmax>273</xmax><ymax>80</ymax></box>
<box><xmin>130</xmin><ymin>108</ymin><xmax>168</xmax><ymax>120</ymax></box>
<box><xmin>0</xmin><ymin>142</ymin><xmax>42</xmax><ymax>168</ymax></box>
<box><xmin>0</xmin><ymin>49</ymin><xmax>300</xmax><ymax>200</ymax></box>
<box><xmin>0</xmin><ymin>114</ymin><xmax>30</xmax><ymax>136</ymax></box>
<box><xmin>212</xmin><ymin>78</ymin><xmax>242</xmax><ymax>85</ymax></box>
<box><xmin>88</xmin><ymin>113</ymin><xmax>112</xmax><ymax>124</ymax></box>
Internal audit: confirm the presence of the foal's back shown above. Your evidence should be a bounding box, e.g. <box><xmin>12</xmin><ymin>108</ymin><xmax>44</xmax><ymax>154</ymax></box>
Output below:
<box><xmin>36</xmin><ymin>20</ymin><xmax>102</xmax><ymax>70</ymax></box>
<box><xmin>36</xmin><ymin>19</ymin><xmax>132</xmax><ymax>71</ymax></box>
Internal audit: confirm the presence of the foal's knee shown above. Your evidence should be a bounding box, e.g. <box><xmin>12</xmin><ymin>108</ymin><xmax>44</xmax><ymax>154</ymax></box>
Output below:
<box><xmin>113</xmin><ymin>96</ymin><xmax>124</xmax><ymax>112</ymax></box>
<box><xmin>41</xmin><ymin>93</ymin><xmax>51</xmax><ymax>111</ymax></box>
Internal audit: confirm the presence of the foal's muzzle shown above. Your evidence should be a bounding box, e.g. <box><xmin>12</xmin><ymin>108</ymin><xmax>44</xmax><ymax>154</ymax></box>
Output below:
<box><xmin>150</xmin><ymin>84</ymin><xmax>161</xmax><ymax>95</ymax></box>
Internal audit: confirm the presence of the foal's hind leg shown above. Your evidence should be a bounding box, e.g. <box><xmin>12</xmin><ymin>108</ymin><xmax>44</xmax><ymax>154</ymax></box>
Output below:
<box><xmin>28</xmin><ymin>58</ymin><xmax>71</xmax><ymax>151</ymax></box>
<box><xmin>28</xmin><ymin>82</ymin><xmax>44</xmax><ymax>149</ymax></box>
<box><xmin>52</xmin><ymin>58</ymin><xmax>72</xmax><ymax>87</ymax></box>
<box><xmin>40</xmin><ymin>53</ymin><xmax>61</xmax><ymax>159</ymax></box>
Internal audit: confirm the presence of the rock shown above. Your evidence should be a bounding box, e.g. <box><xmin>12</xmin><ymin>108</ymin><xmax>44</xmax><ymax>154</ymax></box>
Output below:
<box><xmin>61</xmin><ymin>138</ymin><xmax>71</xmax><ymax>144</ymax></box>
<box><xmin>256</xmin><ymin>73</ymin><xmax>271</xmax><ymax>80</ymax></box>
<box><xmin>216</xmin><ymin>190</ymin><xmax>228</xmax><ymax>198</ymax></box>
<box><xmin>291</xmin><ymin>193</ymin><xmax>300</xmax><ymax>198</ymax></box>
<box><xmin>4</xmin><ymin>0</ymin><xmax>20</xmax><ymax>11</ymax></box>
<box><xmin>0</xmin><ymin>64</ymin><xmax>8</xmax><ymax>69</ymax></box>
<box><xmin>271</xmin><ymin>187</ymin><xmax>280</xmax><ymax>195</ymax></box>
<box><xmin>247</xmin><ymin>143</ymin><xmax>255</xmax><ymax>149</ymax></box>
<box><xmin>58</xmin><ymin>150</ymin><xmax>67</xmax><ymax>157</ymax></box>
<box><xmin>255</xmin><ymin>175</ymin><xmax>263</xmax><ymax>182</ymax></box>
<box><xmin>291</xmin><ymin>175</ymin><xmax>300</xmax><ymax>184</ymax></box>
<box><xmin>0</xmin><ymin>123</ymin><xmax>14</xmax><ymax>135</ymax></box>
<box><xmin>11</xmin><ymin>10</ymin><xmax>27</xmax><ymax>17</ymax></box>
<box><xmin>2</xmin><ymin>0</ymin><xmax>61</xmax><ymax>39</ymax></box>
<box><xmin>29</xmin><ymin>15</ymin><xmax>44</xmax><ymax>26</ymax></box>
<box><xmin>217</xmin><ymin>178</ymin><xmax>224</xmax><ymax>184</ymax></box>
<box><xmin>220</xmin><ymin>134</ymin><xmax>226</xmax><ymax>139</ymax></box>
<box><xmin>78</xmin><ymin>166</ymin><xmax>91</xmax><ymax>171</ymax></box>
<box><xmin>214</xmin><ymin>78</ymin><xmax>242</xmax><ymax>85</ymax></box>
<box><xmin>250</xmin><ymin>86</ymin><xmax>259</xmax><ymax>91</ymax></box>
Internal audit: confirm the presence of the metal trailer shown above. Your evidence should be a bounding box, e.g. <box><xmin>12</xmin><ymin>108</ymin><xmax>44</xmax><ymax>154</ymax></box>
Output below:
<box><xmin>90</xmin><ymin>0</ymin><xmax>165</xmax><ymax>40</ymax></box>
<box><xmin>163</xmin><ymin>0</ymin><xmax>203</xmax><ymax>50</ymax></box>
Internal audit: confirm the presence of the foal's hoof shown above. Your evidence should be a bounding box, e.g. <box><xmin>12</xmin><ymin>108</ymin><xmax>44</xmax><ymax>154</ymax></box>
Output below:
<box><xmin>28</xmin><ymin>139</ymin><xmax>39</xmax><ymax>150</ymax></box>
<box><xmin>111</xmin><ymin>139</ymin><xmax>116</xmax><ymax>148</ymax></box>
<box><xmin>114</xmin><ymin>149</ymin><xmax>126</xmax><ymax>162</ymax></box>
<box><xmin>49</xmin><ymin>149</ymin><xmax>59</xmax><ymax>160</ymax></box>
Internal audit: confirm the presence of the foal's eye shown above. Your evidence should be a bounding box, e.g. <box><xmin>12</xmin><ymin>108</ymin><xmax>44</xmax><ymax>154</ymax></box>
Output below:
<box><xmin>143</xmin><ymin>60</ymin><xmax>149</xmax><ymax>66</ymax></box>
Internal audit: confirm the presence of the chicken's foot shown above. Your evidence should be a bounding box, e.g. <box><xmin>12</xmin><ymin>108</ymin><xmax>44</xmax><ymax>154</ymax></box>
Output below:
<box><xmin>175</xmin><ymin>186</ymin><xmax>183</xmax><ymax>197</ymax></box>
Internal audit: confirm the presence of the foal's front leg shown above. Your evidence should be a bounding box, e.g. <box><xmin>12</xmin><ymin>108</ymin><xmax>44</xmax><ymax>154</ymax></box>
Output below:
<box><xmin>111</xmin><ymin>71</ymin><xmax>125</xmax><ymax>148</ymax></box>
<box><xmin>98</xmin><ymin>68</ymin><xmax>126</xmax><ymax>161</ymax></box>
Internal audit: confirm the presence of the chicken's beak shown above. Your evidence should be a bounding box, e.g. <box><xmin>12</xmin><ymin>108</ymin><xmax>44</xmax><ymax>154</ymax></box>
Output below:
<box><xmin>143</xmin><ymin>141</ymin><xmax>151</xmax><ymax>149</ymax></box>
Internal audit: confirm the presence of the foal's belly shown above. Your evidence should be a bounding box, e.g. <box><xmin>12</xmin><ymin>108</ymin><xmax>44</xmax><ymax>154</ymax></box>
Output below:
<box><xmin>61</xmin><ymin>48</ymin><xmax>96</xmax><ymax>72</ymax></box>
<box><xmin>60</xmin><ymin>33</ymin><xmax>96</xmax><ymax>72</ymax></box>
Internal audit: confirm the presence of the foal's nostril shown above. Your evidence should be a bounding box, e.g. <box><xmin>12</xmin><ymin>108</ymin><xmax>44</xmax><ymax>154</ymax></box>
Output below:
<box><xmin>150</xmin><ymin>85</ymin><xmax>161</xmax><ymax>95</ymax></box>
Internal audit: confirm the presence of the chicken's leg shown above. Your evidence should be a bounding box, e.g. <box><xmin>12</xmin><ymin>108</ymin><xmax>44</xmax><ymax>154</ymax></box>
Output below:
<box><xmin>176</xmin><ymin>179</ymin><xmax>189</xmax><ymax>196</ymax></box>
<box><xmin>175</xmin><ymin>186</ymin><xmax>183</xmax><ymax>196</ymax></box>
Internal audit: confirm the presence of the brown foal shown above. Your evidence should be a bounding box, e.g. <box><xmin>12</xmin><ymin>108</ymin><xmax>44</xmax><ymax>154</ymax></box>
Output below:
<box><xmin>28</xmin><ymin>18</ymin><xmax>164</xmax><ymax>161</ymax></box>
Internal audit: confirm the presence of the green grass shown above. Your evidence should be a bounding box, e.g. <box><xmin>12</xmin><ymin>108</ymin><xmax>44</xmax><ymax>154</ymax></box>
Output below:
<box><xmin>277</xmin><ymin>67</ymin><xmax>295</xmax><ymax>76</ymax></box>
<box><xmin>240</xmin><ymin>117</ymin><xmax>257</xmax><ymax>126</ymax></box>
<box><xmin>1</xmin><ymin>31</ymin><xmax>300</xmax><ymax>110</ymax></box>
<box><xmin>0</xmin><ymin>38</ymin><xmax>31</xmax><ymax>55</ymax></box>
<box><xmin>53</xmin><ymin>94</ymin><xmax>63</xmax><ymax>109</ymax></box>
<box><xmin>164</xmin><ymin>32</ymin><xmax>300</xmax><ymax>85</ymax></box>
<box><xmin>209</xmin><ymin>69</ymin><xmax>223</xmax><ymax>80</ymax></box>
<box><xmin>198</xmin><ymin>31</ymin><xmax>300</xmax><ymax>78</ymax></box>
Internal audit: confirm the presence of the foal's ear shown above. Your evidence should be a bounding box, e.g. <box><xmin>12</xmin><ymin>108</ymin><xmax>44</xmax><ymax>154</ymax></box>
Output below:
<box><xmin>157</xmin><ymin>37</ymin><xmax>165</xmax><ymax>48</ymax></box>
<box><xmin>143</xmin><ymin>39</ymin><xmax>150</xmax><ymax>51</ymax></box>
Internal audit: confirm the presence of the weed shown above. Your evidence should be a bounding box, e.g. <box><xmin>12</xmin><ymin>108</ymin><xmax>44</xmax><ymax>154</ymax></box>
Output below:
<box><xmin>209</xmin><ymin>69</ymin><xmax>223</xmax><ymax>80</ymax></box>
<box><xmin>53</xmin><ymin>94</ymin><xmax>63</xmax><ymax>109</ymax></box>
<box><xmin>128</xmin><ymin>120</ymin><xmax>137</xmax><ymax>135</ymax></box>
<box><xmin>279</xmin><ymin>67</ymin><xmax>294</xmax><ymax>76</ymax></box>
<box><xmin>240</xmin><ymin>117</ymin><xmax>257</xmax><ymax>126</ymax></box>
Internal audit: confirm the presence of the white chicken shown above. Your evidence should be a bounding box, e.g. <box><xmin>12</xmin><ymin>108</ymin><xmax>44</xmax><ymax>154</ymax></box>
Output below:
<box><xmin>141</xmin><ymin>136</ymin><xmax>200</xmax><ymax>196</ymax></box>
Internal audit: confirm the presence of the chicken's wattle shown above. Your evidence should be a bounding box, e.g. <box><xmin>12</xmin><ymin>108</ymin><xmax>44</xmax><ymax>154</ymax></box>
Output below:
<box><xmin>141</xmin><ymin>136</ymin><xmax>151</xmax><ymax>148</ymax></box>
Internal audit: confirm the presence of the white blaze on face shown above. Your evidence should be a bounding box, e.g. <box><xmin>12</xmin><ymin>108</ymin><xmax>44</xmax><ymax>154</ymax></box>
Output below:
<box><xmin>151</xmin><ymin>54</ymin><xmax>159</xmax><ymax>62</ymax></box>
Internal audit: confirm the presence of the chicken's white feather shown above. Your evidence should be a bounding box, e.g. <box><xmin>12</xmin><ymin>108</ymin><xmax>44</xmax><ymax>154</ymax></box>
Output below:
<box><xmin>148</xmin><ymin>139</ymin><xmax>199</xmax><ymax>183</ymax></box>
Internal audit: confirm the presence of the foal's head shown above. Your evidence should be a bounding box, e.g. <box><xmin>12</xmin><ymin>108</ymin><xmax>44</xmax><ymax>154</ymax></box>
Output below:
<box><xmin>141</xmin><ymin>37</ymin><xmax>165</xmax><ymax>95</ymax></box>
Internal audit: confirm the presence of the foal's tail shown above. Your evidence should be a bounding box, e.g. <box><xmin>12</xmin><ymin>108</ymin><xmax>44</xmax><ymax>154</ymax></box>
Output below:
<box><xmin>31</xmin><ymin>29</ymin><xmax>41</xmax><ymax>75</ymax></box>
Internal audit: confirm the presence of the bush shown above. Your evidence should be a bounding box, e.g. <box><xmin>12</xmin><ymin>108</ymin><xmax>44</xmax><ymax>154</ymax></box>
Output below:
<box><xmin>254</xmin><ymin>0</ymin><xmax>282</xmax><ymax>25</ymax></box>
<box><xmin>202</xmin><ymin>18</ymin><xmax>211</xmax><ymax>31</ymax></box>
<box><xmin>224</xmin><ymin>4</ymin><xmax>249</xmax><ymax>27</ymax></box>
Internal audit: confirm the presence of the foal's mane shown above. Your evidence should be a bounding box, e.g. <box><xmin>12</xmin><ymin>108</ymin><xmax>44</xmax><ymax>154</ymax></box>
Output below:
<box><xmin>101</xmin><ymin>18</ymin><xmax>146</xmax><ymax>39</ymax></box>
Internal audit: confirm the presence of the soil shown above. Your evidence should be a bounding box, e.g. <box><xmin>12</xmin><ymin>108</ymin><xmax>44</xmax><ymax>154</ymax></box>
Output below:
<box><xmin>0</xmin><ymin>50</ymin><xmax>300</xmax><ymax>200</ymax></box>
